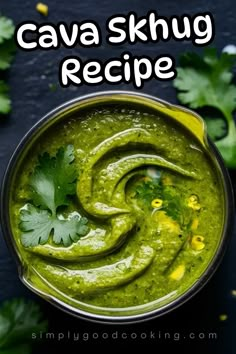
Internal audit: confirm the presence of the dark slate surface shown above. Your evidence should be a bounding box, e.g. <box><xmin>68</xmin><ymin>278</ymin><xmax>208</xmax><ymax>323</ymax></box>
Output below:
<box><xmin>0</xmin><ymin>0</ymin><xmax>235</xmax><ymax>353</ymax></box>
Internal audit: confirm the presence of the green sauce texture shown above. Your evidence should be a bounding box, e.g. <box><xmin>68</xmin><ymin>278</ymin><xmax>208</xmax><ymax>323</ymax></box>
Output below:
<box><xmin>10</xmin><ymin>107</ymin><xmax>224</xmax><ymax>311</ymax></box>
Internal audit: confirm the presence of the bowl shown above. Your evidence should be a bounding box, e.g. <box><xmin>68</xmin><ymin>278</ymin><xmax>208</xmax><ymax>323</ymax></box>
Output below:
<box><xmin>0</xmin><ymin>91</ymin><xmax>234</xmax><ymax>324</ymax></box>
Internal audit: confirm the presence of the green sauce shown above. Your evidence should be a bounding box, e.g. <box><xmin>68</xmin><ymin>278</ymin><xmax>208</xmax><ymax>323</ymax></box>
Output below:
<box><xmin>10</xmin><ymin>107</ymin><xmax>224</xmax><ymax>311</ymax></box>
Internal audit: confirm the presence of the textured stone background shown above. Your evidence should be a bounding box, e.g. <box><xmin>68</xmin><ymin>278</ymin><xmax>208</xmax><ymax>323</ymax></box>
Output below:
<box><xmin>0</xmin><ymin>0</ymin><xmax>235</xmax><ymax>352</ymax></box>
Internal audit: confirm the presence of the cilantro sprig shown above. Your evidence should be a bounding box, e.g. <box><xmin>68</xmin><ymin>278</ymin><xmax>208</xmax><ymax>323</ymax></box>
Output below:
<box><xmin>0</xmin><ymin>16</ymin><xmax>15</xmax><ymax>44</ymax></box>
<box><xmin>19</xmin><ymin>145</ymin><xmax>89</xmax><ymax>247</ymax></box>
<box><xmin>135</xmin><ymin>177</ymin><xmax>162</xmax><ymax>205</ymax></box>
<box><xmin>174</xmin><ymin>48</ymin><xmax>236</xmax><ymax>168</ymax></box>
<box><xmin>135</xmin><ymin>175</ymin><xmax>193</xmax><ymax>226</ymax></box>
<box><xmin>0</xmin><ymin>298</ymin><xmax>48</xmax><ymax>354</ymax></box>
<box><xmin>0</xmin><ymin>15</ymin><xmax>16</xmax><ymax>114</ymax></box>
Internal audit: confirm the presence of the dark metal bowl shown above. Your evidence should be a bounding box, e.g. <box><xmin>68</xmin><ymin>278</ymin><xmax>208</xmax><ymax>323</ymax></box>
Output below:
<box><xmin>1</xmin><ymin>91</ymin><xmax>234</xmax><ymax>324</ymax></box>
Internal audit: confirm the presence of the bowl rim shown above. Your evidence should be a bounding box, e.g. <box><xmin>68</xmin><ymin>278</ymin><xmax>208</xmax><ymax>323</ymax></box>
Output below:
<box><xmin>0</xmin><ymin>90</ymin><xmax>234</xmax><ymax>324</ymax></box>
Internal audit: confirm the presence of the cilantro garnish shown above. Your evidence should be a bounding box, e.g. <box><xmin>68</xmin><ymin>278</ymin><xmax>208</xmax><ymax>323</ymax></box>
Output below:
<box><xmin>0</xmin><ymin>39</ymin><xmax>16</xmax><ymax>70</ymax></box>
<box><xmin>161</xmin><ymin>186</ymin><xmax>192</xmax><ymax>226</ymax></box>
<box><xmin>0</xmin><ymin>15</ymin><xmax>16</xmax><ymax>114</ymax></box>
<box><xmin>135</xmin><ymin>177</ymin><xmax>162</xmax><ymax>205</ymax></box>
<box><xmin>204</xmin><ymin>116</ymin><xmax>227</xmax><ymax>140</ymax></box>
<box><xmin>0</xmin><ymin>80</ymin><xmax>11</xmax><ymax>114</ymax></box>
<box><xmin>0</xmin><ymin>16</ymin><xmax>15</xmax><ymax>44</ymax></box>
<box><xmin>135</xmin><ymin>176</ymin><xmax>192</xmax><ymax>226</ymax></box>
<box><xmin>0</xmin><ymin>298</ymin><xmax>47</xmax><ymax>353</ymax></box>
<box><xmin>19</xmin><ymin>145</ymin><xmax>89</xmax><ymax>247</ymax></box>
<box><xmin>174</xmin><ymin>48</ymin><xmax>236</xmax><ymax>168</ymax></box>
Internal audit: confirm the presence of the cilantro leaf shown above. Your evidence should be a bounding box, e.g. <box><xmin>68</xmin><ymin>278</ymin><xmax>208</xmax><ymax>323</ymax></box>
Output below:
<box><xmin>0</xmin><ymin>39</ymin><xmax>16</xmax><ymax>70</ymax></box>
<box><xmin>52</xmin><ymin>215</ymin><xmax>89</xmax><ymax>245</ymax></box>
<box><xmin>20</xmin><ymin>204</ymin><xmax>89</xmax><ymax>247</ymax></box>
<box><xmin>30</xmin><ymin>145</ymin><xmax>77</xmax><ymax>215</ymax></box>
<box><xmin>174</xmin><ymin>48</ymin><xmax>236</xmax><ymax>113</ymax></box>
<box><xmin>19</xmin><ymin>146</ymin><xmax>90</xmax><ymax>247</ymax></box>
<box><xmin>135</xmin><ymin>176</ymin><xmax>193</xmax><ymax>227</ymax></box>
<box><xmin>135</xmin><ymin>176</ymin><xmax>162</xmax><ymax>206</ymax></box>
<box><xmin>0</xmin><ymin>15</ymin><xmax>16</xmax><ymax>115</ymax></box>
<box><xmin>162</xmin><ymin>186</ymin><xmax>193</xmax><ymax>226</ymax></box>
<box><xmin>174</xmin><ymin>48</ymin><xmax>236</xmax><ymax>168</ymax></box>
<box><xmin>0</xmin><ymin>80</ymin><xmax>11</xmax><ymax>114</ymax></box>
<box><xmin>20</xmin><ymin>205</ymin><xmax>53</xmax><ymax>246</ymax></box>
<box><xmin>0</xmin><ymin>16</ymin><xmax>15</xmax><ymax>44</ymax></box>
<box><xmin>204</xmin><ymin>117</ymin><xmax>227</xmax><ymax>140</ymax></box>
<box><xmin>0</xmin><ymin>298</ymin><xmax>47</xmax><ymax>350</ymax></box>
